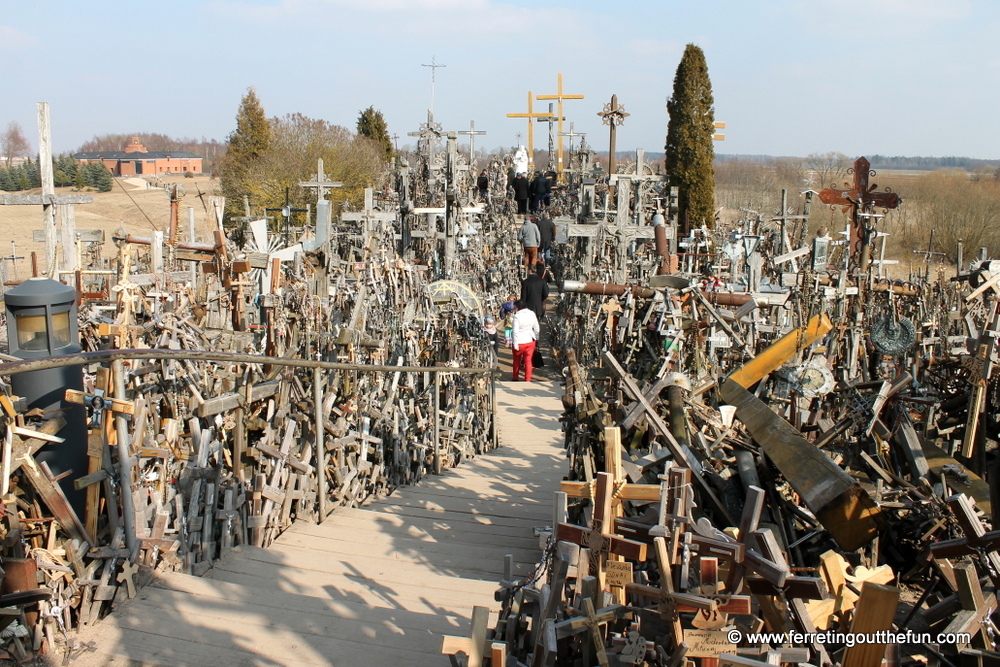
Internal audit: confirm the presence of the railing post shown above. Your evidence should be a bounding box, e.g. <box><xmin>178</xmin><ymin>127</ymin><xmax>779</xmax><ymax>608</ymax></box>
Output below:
<box><xmin>314</xmin><ymin>367</ymin><xmax>326</xmax><ymax>523</ymax></box>
<box><xmin>433</xmin><ymin>371</ymin><xmax>442</xmax><ymax>475</ymax></box>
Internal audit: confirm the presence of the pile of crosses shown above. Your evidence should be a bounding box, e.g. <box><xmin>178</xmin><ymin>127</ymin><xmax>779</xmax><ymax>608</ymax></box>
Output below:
<box><xmin>448</xmin><ymin>158</ymin><xmax>1000</xmax><ymax>666</ymax></box>
<box><xmin>0</xmin><ymin>135</ymin><xmax>526</xmax><ymax>661</ymax></box>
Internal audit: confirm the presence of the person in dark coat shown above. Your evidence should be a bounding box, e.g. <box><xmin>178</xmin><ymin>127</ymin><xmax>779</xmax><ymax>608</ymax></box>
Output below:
<box><xmin>520</xmin><ymin>262</ymin><xmax>550</xmax><ymax>320</ymax></box>
<box><xmin>476</xmin><ymin>170</ymin><xmax>489</xmax><ymax>201</ymax></box>
<box><xmin>536</xmin><ymin>215</ymin><xmax>555</xmax><ymax>266</ymax></box>
<box><xmin>512</xmin><ymin>173</ymin><xmax>530</xmax><ymax>214</ymax></box>
<box><xmin>530</xmin><ymin>171</ymin><xmax>548</xmax><ymax>212</ymax></box>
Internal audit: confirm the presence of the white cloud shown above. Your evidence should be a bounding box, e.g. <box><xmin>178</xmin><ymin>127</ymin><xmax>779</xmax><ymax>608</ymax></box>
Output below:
<box><xmin>0</xmin><ymin>25</ymin><xmax>37</xmax><ymax>51</ymax></box>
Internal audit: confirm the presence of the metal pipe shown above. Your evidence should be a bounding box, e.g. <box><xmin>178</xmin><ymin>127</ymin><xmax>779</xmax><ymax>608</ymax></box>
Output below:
<box><xmin>562</xmin><ymin>280</ymin><xmax>658</xmax><ymax>299</ymax></box>
<box><xmin>112</xmin><ymin>359</ymin><xmax>137</xmax><ymax>556</ymax></box>
<box><xmin>0</xmin><ymin>348</ymin><xmax>499</xmax><ymax>378</ymax></box>
<box><xmin>118</xmin><ymin>232</ymin><xmax>216</xmax><ymax>253</ymax></box>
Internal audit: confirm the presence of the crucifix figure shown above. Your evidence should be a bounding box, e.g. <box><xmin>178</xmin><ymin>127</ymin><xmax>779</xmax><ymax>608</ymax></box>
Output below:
<box><xmin>507</xmin><ymin>91</ymin><xmax>553</xmax><ymax>172</ymax></box>
<box><xmin>535</xmin><ymin>103</ymin><xmax>562</xmax><ymax>171</ymax></box>
<box><xmin>598</xmin><ymin>94</ymin><xmax>629</xmax><ymax>175</ymax></box>
<box><xmin>455</xmin><ymin>120</ymin><xmax>486</xmax><ymax>166</ymax></box>
<box><xmin>556</xmin><ymin>472</ymin><xmax>647</xmax><ymax>587</ymax></box>
<box><xmin>537</xmin><ymin>73</ymin><xmax>584</xmax><ymax>181</ymax></box>
<box><xmin>817</xmin><ymin>156</ymin><xmax>900</xmax><ymax>272</ymax></box>
<box><xmin>421</xmin><ymin>55</ymin><xmax>446</xmax><ymax>113</ymax></box>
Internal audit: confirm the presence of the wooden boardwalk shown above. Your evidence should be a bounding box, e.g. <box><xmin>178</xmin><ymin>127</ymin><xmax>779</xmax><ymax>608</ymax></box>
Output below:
<box><xmin>71</xmin><ymin>367</ymin><xmax>564</xmax><ymax>666</ymax></box>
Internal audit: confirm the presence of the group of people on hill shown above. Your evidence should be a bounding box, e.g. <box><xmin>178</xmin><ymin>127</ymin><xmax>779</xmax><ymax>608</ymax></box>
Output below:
<box><xmin>509</xmin><ymin>171</ymin><xmax>552</xmax><ymax>215</ymax></box>
<box><xmin>481</xmin><ymin>213</ymin><xmax>555</xmax><ymax>383</ymax></box>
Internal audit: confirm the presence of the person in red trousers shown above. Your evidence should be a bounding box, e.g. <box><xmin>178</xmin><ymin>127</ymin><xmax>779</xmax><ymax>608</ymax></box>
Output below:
<box><xmin>510</xmin><ymin>300</ymin><xmax>539</xmax><ymax>382</ymax></box>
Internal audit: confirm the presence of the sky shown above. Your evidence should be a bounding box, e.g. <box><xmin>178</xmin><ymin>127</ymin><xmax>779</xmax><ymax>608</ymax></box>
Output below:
<box><xmin>1</xmin><ymin>0</ymin><xmax>998</xmax><ymax>160</ymax></box>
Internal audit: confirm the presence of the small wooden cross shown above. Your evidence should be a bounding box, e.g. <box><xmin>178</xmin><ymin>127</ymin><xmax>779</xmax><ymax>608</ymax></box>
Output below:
<box><xmin>682</xmin><ymin>556</ymin><xmax>752</xmax><ymax>626</ymax></box>
<box><xmin>553</xmin><ymin>598</ymin><xmax>625</xmax><ymax>667</ymax></box>
<box><xmin>116</xmin><ymin>561</ymin><xmax>139</xmax><ymax>599</ymax></box>
<box><xmin>930</xmin><ymin>493</ymin><xmax>1000</xmax><ymax>582</ymax></box>
<box><xmin>440</xmin><ymin>606</ymin><xmax>491</xmax><ymax>667</ymax></box>
<box><xmin>942</xmin><ymin>561</ymin><xmax>996</xmax><ymax>649</ymax></box>
<box><xmin>556</xmin><ymin>472</ymin><xmax>647</xmax><ymax>589</ymax></box>
<box><xmin>626</xmin><ymin>536</ymin><xmax>715</xmax><ymax>647</ymax></box>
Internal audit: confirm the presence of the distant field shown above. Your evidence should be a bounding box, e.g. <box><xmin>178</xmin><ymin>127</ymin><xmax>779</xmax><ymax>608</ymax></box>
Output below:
<box><xmin>0</xmin><ymin>175</ymin><xmax>220</xmax><ymax>273</ymax></box>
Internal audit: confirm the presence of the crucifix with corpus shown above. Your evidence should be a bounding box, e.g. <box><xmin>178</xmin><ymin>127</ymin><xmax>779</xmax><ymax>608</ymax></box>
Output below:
<box><xmin>455</xmin><ymin>120</ymin><xmax>486</xmax><ymax>167</ymax></box>
<box><xmin>507</xmin><ymin>91</ymin><xmax>553</xmax><ymax>172</ymax></box>
<box><xmin>817</xmin><ymin>156</ymin><xmax>901</xmax><ymax>273</ymax></box>
<box><xmin>537</xmin><ymin>73</ymin><xmax>584</xmax><ymax>181</ymax></box>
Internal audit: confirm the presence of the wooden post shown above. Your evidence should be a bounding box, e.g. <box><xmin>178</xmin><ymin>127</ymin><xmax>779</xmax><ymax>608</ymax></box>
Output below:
<box><xmin>60</xmin><ymin>205</ymin><xmax>77</xmax><ymax>272</ymax></box>
<box><xmin>112</xmin><ymin>359</ymin><xmax>137</xmax><ymax>556</ymax></box>
<box><xmin>841</xmin><ymin>582</ymin><xmax>900</xmax><ymax>667</ymax></box>
<box><xmin>433</xmin><ymin>371</ymin><xmax>442</xmax><ymax>475</ymax></box>
<box><xmin>37</xmin><ymin>102</ymin><xmax>57</xmax><ymax>276</ymax></box>
<box><xmin>314</xmin><ymin>367</ymin><xmax>327</xmax><ymax>523</ymax></box>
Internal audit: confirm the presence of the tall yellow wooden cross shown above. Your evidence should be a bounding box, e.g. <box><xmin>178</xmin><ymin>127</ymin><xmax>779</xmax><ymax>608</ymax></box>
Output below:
<box><xmin>537</xmin><ymin>73</ymin><xmax>584</xmax><ymax>181</ymax></box>
<box><xmin>506</xmin><ymin>90</ymin><xmax>552</xmax><ymax>172</ymax></box>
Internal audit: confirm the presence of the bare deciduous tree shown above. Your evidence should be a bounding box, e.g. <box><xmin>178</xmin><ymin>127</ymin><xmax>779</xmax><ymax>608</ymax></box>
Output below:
<box><xmin>806</xmin><ymin>151</ymin><xmax>851</xmax><ymax>190</ymax></box>
<box><xmin>1</xmin><ymin>121</ymin><xmax>30</xmax><ymax>165</ymax></box>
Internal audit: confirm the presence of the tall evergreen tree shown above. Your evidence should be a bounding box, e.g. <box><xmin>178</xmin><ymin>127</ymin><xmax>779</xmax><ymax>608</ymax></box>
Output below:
<box><xmin>665</xmin><ymin>44</ymin><xmax>717</xmax><ymax>229</ymax></box>
<box><xmin>220</xmin><ymin>87</ymin><xmax>272</xmax><ymax>225</ymax></box>
<box><xmin>356</xmin><ymin>106</ymin><xmax>392</xmax><ymax>161</ymax></box>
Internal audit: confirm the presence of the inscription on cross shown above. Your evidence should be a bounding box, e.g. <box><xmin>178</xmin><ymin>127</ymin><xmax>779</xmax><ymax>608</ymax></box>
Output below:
<box><xmin>556</xmin><ymin>472</ymin><xmax>647</xmax><ymax>589</ymax></box>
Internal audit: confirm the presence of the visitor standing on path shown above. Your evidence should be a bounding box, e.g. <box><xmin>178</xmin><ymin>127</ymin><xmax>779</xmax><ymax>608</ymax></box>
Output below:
<box><xmin>517</xmin><ymin>217</ymin><xmax>540</xmax><ymax>273</ymax></box>
<box><xmin>520</xmin><ymin>262</ymin><xmax>549</xmax><ymax>321</ymax></box>
<box><xmin>536</xmin><ymin>215</ymin><xmax>555</xmax><ymax>266</ymax></box>
<box><xmin>512</xmin><ymin>173</ymin><xmax>530</xmax><ymax>214</ymax></box>
<box><xmin>510</xmin><ymin>300</ymin><xmax>539</xmax><ymax>382</ymax></box>
<box><xmin>530</xmin><ymin>171</ymin><xmax>548</xmax><ymax>212</ymax></box>
<box><xmin>500</xmin><ymin>294</ymin><xmax>517</xmax><ymax>347</ymax></box>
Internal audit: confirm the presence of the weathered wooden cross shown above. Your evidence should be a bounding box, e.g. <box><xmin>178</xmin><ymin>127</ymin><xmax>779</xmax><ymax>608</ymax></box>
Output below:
<box><xmin>506</xmin><ymin>91</ymin><xmax>553</xmax><ymax>172</ymax></box>
<box><xmin>537</xmin><ymin>73</ymin><xmax>584</xmax><ymax>180</ymax></box>
<box><xmin>556</xmin><ymin>472</ymin><xmax>647</xmax><ymax>589</ymax></box>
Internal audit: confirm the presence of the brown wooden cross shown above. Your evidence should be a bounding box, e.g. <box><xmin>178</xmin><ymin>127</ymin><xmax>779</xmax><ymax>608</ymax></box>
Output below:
<box><xmin>557</xmin><ymin>472</ymin><xmax>647</xmax><ymax>589</ymax></box>
<box><xmin>930</xmin><ymin>493</ymin><xmax>1000</xmax><ymax>582</ymax></box>
<box><xmin>554</xmin><ymin>598</ymin><xmax>626</xmax><ymax>667</ymax></box>
<box><xmin>506</xmin><ymin>91</ymin><xmax>553</xmax><ymax>172</ymax></box>
<box><xmin>625</xmin><ymin>536</ymin><xmax>716</xmax><ymax>647</ymax></box>
<box><xmin>817</xmin><ymin>156</ymin><xmax>900</xmax><ymax>257</ymax></box>
<box><xmin>537</xmin><ymin>73</ymin><xmax>585</xmax><ymax>179</ymax></box>
<box><xmin>942</xmin><ymin>561</ymin><xmax>996</xmax><ymax>650</ymax></box>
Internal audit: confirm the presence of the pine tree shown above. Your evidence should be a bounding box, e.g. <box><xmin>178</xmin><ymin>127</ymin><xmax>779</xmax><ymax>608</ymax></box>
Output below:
<box><xmin>227</xmin><ymin>88</ymin><xmax>271</xmax><ymax>161</ymax></box>
<box><xmin>74</xmin><ymin>165</ymin><xmax>85</xmax><ymax>190</ymax></box>
<box><xmin>220</xmin><ymin>87</ymin><xmax>272</xmax><ymax>225</ymax></box>
<box><xmin>356</xmin><ymin>107</ymin><xmax>392</xmax><ymax>161</ymax></box>
<box><xmin>665</xmin><ymin>44</ymin><xmax>717</xmax><ymax>229</ymax></box>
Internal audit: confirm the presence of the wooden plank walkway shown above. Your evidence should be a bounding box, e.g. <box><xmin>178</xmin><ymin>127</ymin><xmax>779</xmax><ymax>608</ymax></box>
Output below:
<box><xmin>71</xmin><ymin>368</ymin><xmax>564</xmax><ymax>666</ymax></box>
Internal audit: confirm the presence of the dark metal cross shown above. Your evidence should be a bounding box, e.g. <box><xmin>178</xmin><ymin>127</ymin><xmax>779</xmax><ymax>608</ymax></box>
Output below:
<box><xmin>597</xmin><ymin>94</ymin><xmax>629</xmax><ymax>175</ymax></box>
<box><xmin>818</xmin><ymin>156</ymin><xmax>901</xmax><ymax>266</ymax></box>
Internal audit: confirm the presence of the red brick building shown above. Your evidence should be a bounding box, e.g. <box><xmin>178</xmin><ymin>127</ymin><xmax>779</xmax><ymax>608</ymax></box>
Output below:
<box><xmin>74</xmin><ymin>137</ymin><xmax>203</xmax><ymax>176</ymax></box>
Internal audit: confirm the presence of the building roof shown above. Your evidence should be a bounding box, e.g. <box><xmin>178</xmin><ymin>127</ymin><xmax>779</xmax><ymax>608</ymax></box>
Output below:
<box><xmin>73</xmin><ymin>151</ymin><xmax>202</xmax><ymax>160</ymax></box>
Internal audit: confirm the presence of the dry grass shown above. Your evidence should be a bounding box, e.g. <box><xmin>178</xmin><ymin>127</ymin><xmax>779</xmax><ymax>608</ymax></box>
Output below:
<box><xmin>0</xmin><ymin>176</ymin><xmax>220</xmax><ymax>272</ymax></box>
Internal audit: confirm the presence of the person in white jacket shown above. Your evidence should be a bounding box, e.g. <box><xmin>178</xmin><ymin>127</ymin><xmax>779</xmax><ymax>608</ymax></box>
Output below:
<box><xmin>510</xmin><ymin>300</ymin><xmax>540</xmax><ymax>382</ymax></box>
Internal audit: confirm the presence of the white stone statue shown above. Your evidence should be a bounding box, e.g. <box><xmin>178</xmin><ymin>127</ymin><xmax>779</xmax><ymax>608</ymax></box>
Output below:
<box><xmin>513</xmin><ymin>145</ymin><xmax>529</xmax><ymax>175</ymax></box>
